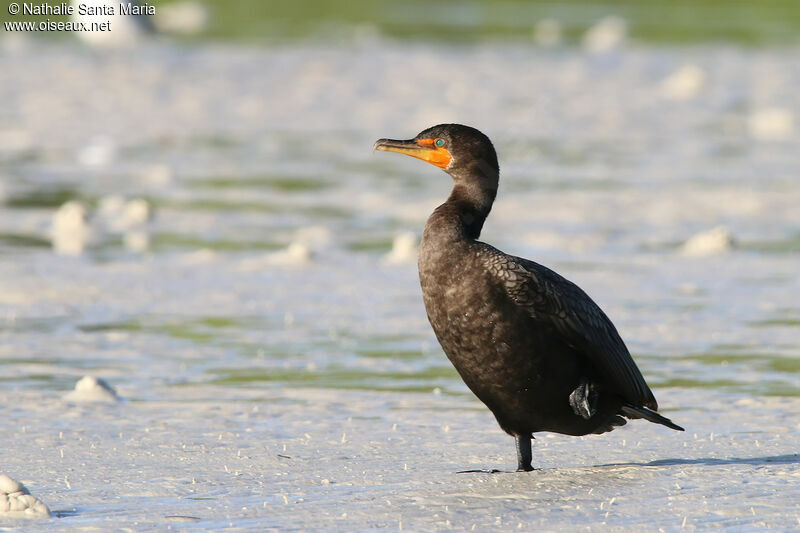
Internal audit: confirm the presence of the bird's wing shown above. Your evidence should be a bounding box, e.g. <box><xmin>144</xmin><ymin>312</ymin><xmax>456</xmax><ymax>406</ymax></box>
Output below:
<box><xmin>481</xmin><ymin>245</ymin><xmax>657</xmax><ymax>409</ymax></box>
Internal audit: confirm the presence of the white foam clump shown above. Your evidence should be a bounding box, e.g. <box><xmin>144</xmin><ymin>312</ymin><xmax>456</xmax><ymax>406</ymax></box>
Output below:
<box><xmin>660</xmin><ymin>65</ymin><xmax>706</xmax><ymax>101</ymax></box>
<box><xmin>142</xmin><ymin>164</ymin><xmax>173</xmax><ymax>187</ymax></box>
<box><xmin>266</xmin><ymin>243</ymin><xmax>314</xmax><ymax>266</ymax></box>
<box><xmin>51</xmin><ymin>201</ymin><xmax>93</xmax><ymax>256</ymax></box>
<box><xmin>0</xmin><ymin>475</ymin><xmax>51</xmax><ymax>519</ymax></box>
<box><xmin>582</xmin><ymin>16</ymin><xmax>628</xmax><ymax>53</ymax></box>
<box><xmin>123</xmin><ymin>231</ymin><xmax>150</xmax><ymax>252</ymax></box>
<box><xmin>240</xmin><ymin>226</ymin><xmax>327</xmax><ymax>271</ymax></box>
<box><xmin>532</xmin><ymin>19</ymin><xmax>562</xmax><ymax>47</ymax></box>
<box><xmin>70</xmin><ymin>0</ymin><xmax>154</xmax><ymax>48</ymax></box>
<box><xmin>155</xmin><ymin>1</ymin><xmax>209</xmax><ymax>35</ymax></box>
<box><xmin>747</xmin><ymin>107</ymin><xmax>794</xmax><ymax>141</ymax></box>
<box><xmin>680</xmin><ymin>226</ymin><xmax>736</xmax><ymax>256</ymax></box>
<box><xmin>240</xmin><ymin>243</ymin><xmax>314</xmax><ymax>271</ymax></box>
<box><xmin>98</xmin><ymin>196</ymin><xmax>152</xmax><ymax>230</ymax></box>
<box><xmin>63</xmin><ymin>376</ymin><xmax>121</xmax><ymax>403</ymax></box>
<box><xmin>97</xmin><ymin>196</ymin><xmax>152</xmax><ymax>251</ymax></box>
<box><xmin>77</xmin><ymin>136</ymin><xmax>117</xmax><ymax>168</ymax></box>
<box><xmin>179</xmin><ymin>249</ymin><xmax>218</xmax><ymax>265</ymax></box>
<box><xmin>382</xmin><ymin>232</ymin><xmax>418</xmax><ymax>265</ymax></box>
<box><xmin>121</xmin><ymin>198</ymin><xmax>151</xmax><ymax>226</ymax></box>
<box><xmin>97</xmin><ymin>195</ymin><xmax>126</xmax><ymax>219</ymax></box>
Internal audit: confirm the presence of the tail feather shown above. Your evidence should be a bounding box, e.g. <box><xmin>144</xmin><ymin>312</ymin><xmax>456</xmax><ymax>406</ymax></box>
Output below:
<box><xmin>621</xmin><ymin>404</ymin><xmax>684</xmax><ymax>431</ymax></box>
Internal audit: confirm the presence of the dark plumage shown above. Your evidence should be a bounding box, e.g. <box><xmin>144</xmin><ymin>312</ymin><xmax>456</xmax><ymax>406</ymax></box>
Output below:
<box><xmin>374</xmin><ymin>124</ymin><xmax>683</xmax><ymax>472</ymax></box>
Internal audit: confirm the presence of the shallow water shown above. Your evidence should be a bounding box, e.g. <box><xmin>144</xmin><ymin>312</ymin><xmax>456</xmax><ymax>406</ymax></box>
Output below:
<box><xmin>1</xmin><ymin>34</ymin><xmax>799</xmax><ymax>530</ymax></box>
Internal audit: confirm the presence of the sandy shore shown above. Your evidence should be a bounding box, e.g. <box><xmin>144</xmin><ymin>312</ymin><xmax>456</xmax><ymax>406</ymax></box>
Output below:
<box><xmin>2</xmin><ymin>386</ymin><xmax>798</xmax><ymax>531</ymax></box>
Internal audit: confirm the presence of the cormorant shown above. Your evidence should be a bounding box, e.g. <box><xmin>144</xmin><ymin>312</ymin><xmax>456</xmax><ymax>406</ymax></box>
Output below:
<box><xmin>374</xmin><ymin>124</ymin><xmax>683</xmax><ymax>472</ymax></box>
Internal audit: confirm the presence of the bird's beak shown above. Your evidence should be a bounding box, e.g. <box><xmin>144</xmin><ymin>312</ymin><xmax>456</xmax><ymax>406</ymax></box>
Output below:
<box><xmin>373</xmin><ymin>138</ymin><xmax>452</xmax><ymax>169</ymax></box>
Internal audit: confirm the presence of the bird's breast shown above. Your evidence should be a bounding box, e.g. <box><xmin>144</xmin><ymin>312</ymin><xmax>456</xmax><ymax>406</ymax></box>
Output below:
<box><xmin>419</xmin><ymin>250</ymin><xmax>538</xmax><ymax>380</ymax></box>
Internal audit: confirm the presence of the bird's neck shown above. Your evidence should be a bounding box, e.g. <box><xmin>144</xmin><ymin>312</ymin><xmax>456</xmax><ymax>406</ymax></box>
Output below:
<box><xmin>425</xmin><ymin>179</ymin><xmax>497</xmax><ymax>244</ymax></box>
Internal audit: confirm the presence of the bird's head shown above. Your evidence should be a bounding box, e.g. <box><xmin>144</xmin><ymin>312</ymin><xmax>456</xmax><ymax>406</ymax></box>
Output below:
<box><xmin>374</xmin><ymin>124</ymin><xmax>499</xmax><ymax>187</ymax></box>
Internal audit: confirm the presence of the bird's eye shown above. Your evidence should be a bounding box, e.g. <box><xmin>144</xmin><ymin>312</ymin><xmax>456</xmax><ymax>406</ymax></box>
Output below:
<box><xmin>435</xmin><ymin>138</ymin><xmax>445</xmax><ymax>147</ymax></box>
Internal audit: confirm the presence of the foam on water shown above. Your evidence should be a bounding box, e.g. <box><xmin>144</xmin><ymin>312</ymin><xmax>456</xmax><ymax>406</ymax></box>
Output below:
<box><xmin>748</xmin><ymin>107</ymin><xmax>795</xmax><ymax>141</ymax></box>
<box><xmin>63</xmin><ymin>376</ymin><xmax>121</xmax><ymax>403</ymax></box>
<box><xmin>382</xmin><ymin>231</ymin><xmax>418</xmax><ymax>265</ymax></box>
<box><xmin>50</xmin><ymin>201</ymin><xmax>93</xmax><ymax>256</ymax></box>
<box><xmin>0</xmin><ymin>475</ymin><xmax>51</xmax><ymax>519</ymax></box>
<box><xmin>0</xmin><ymin>39</ymin><xmax>797</xmax><ymax>392</ymax></box>
<box><xmin>582</xmin><ymin>16</ymin><xmax>628</xmax><ymax>53</ymax></box>
<box><xmin>660</xmin><ymin>64</ymin><xmax>706</xmax><ymax>101</ymax></box>
<box><xmin>680</xmin><ymin>226</ymin><xmax>736</xmax><ymax>256</ymax></box>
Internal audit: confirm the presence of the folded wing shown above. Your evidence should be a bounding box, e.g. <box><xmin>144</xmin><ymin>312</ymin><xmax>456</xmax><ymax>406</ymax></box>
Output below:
<box><xmin>482</xmin><ymin>245</ymin><xmax>657</xmax><ymax>410</ymax></box>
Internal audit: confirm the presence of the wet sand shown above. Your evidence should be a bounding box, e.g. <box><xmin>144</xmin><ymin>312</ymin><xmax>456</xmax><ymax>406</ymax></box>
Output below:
<box><xmin>3</xmin><ymin>387</ymin><xmax>799</xmax><ymax>531</ymax></box>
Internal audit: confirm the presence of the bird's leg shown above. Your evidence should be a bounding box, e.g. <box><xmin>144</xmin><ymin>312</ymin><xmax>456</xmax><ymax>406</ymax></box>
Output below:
<box><xmin>515</xmin><ymin>434</ymin><xmax>534</xmax><ymax>472</ymax></box>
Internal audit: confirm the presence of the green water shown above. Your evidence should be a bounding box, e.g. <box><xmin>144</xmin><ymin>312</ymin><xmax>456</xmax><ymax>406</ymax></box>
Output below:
<box><xmin>4</xmin><ymin>0</ymin><xmax>800</xmax><ymax>44</ymax></box>
<box><xmin>160</xmin><ymin>0</ymin><xmax>800</xmax><ymax>44</ymax></box>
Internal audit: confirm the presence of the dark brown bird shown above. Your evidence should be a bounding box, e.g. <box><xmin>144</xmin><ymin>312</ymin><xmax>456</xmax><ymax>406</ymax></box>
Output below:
<box><xmin>374</xmin><ymin>124</ymin><xmax>683</xmax><ymax>471</ymax></box>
